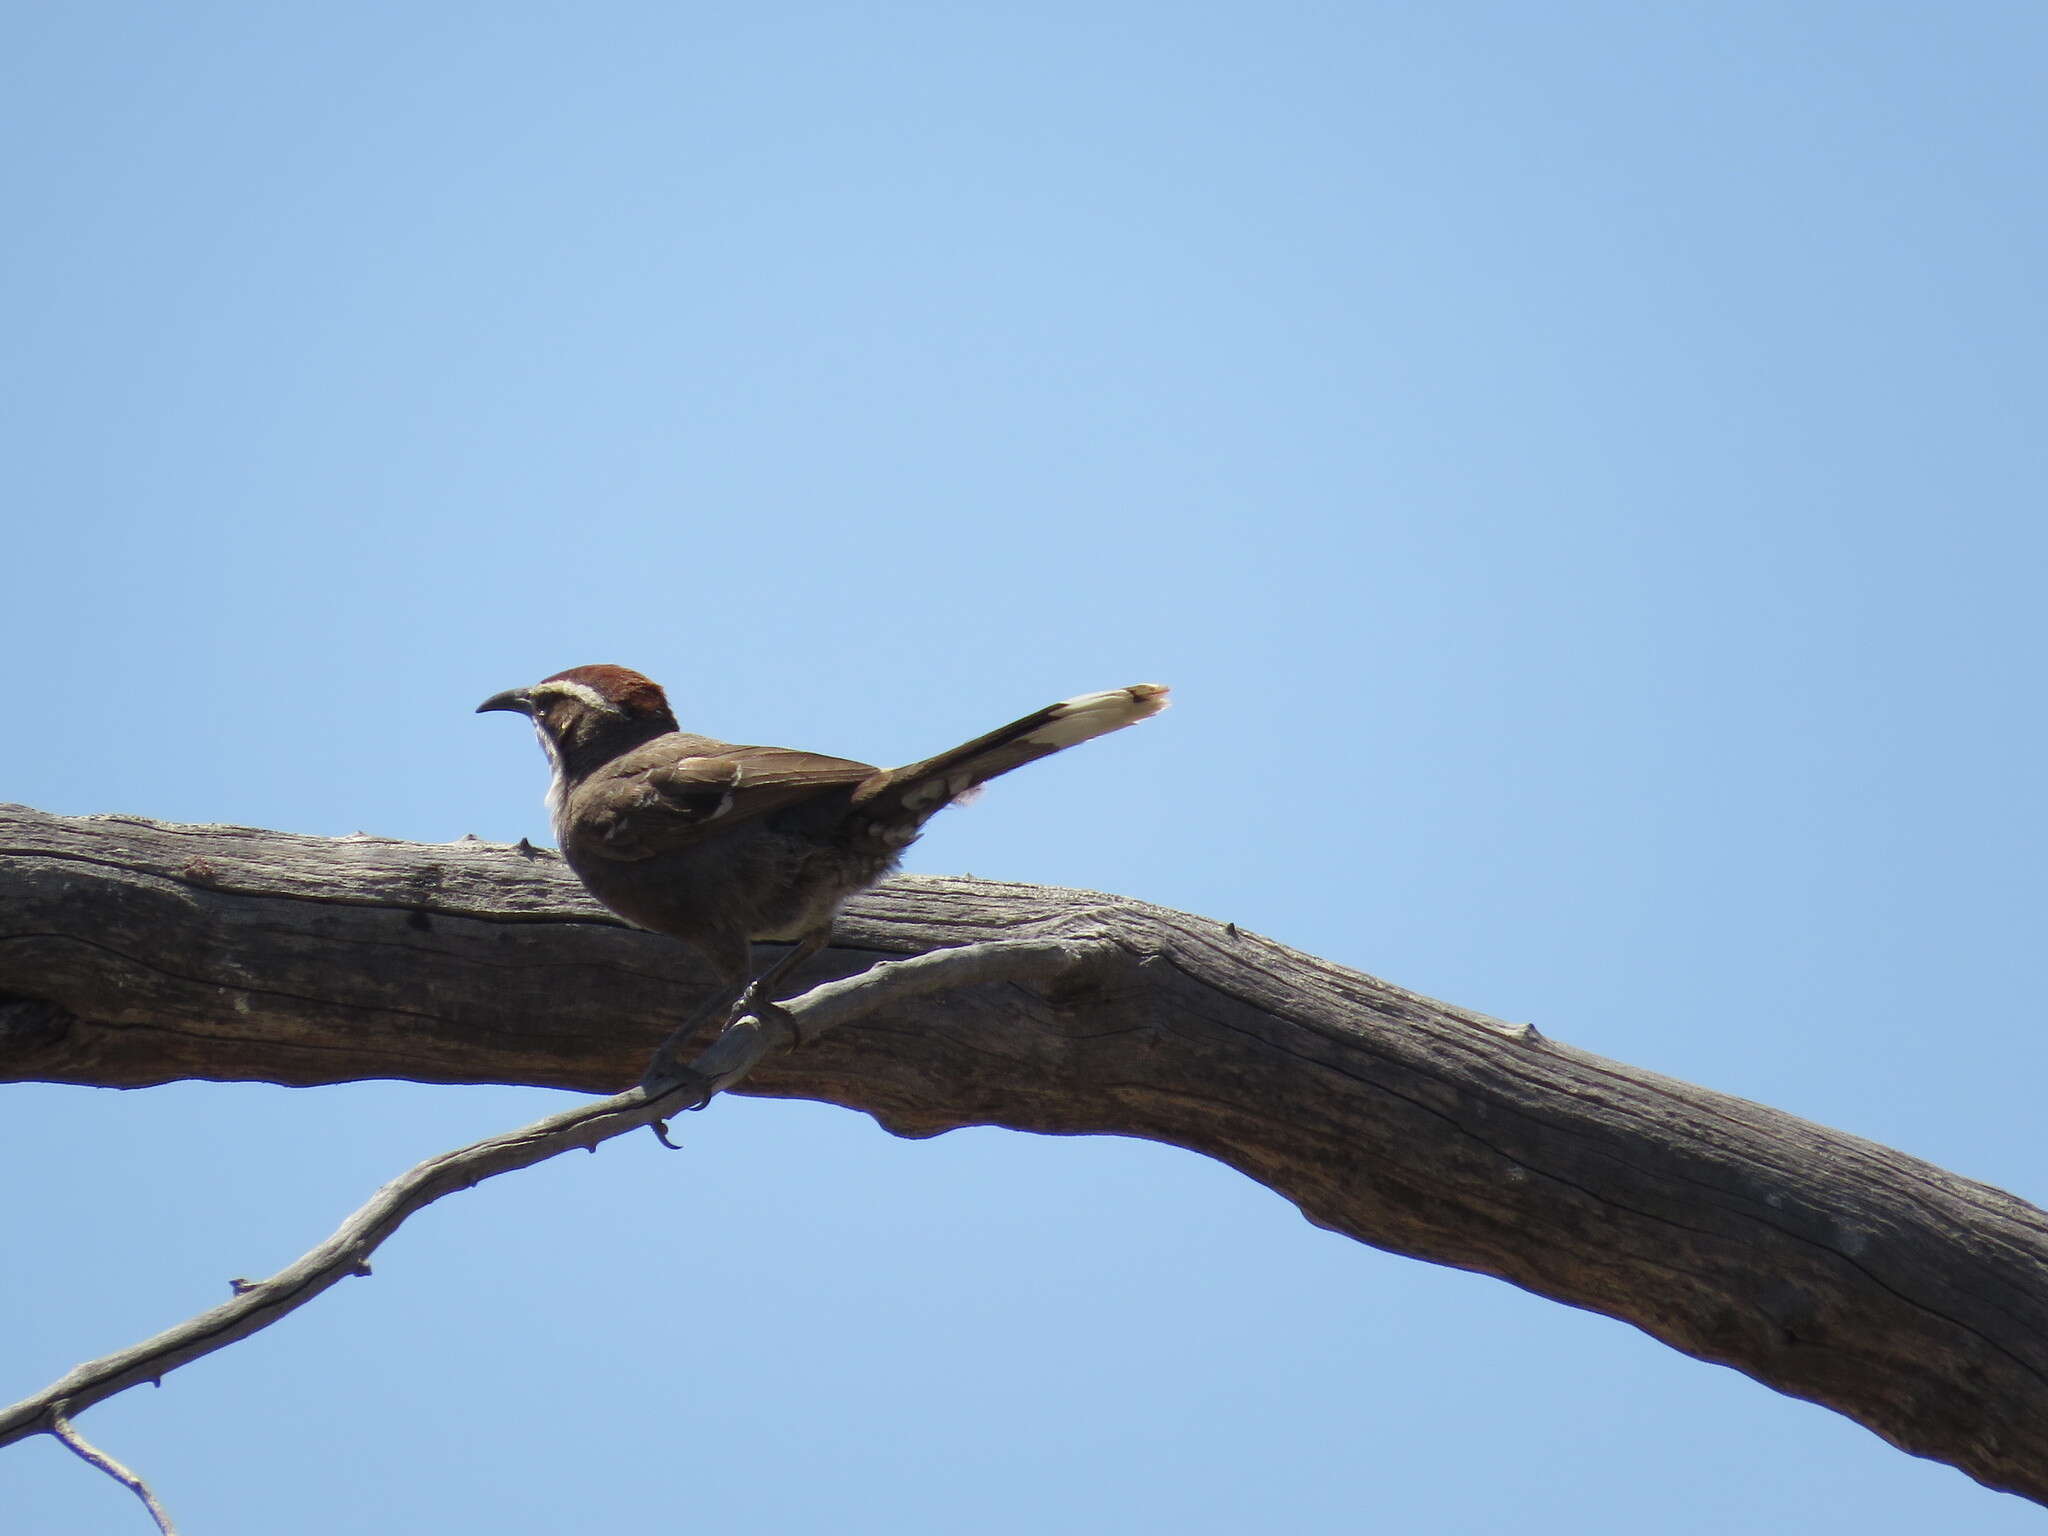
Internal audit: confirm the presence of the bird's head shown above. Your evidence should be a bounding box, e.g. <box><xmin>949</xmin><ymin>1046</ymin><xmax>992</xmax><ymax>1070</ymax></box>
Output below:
<box><xmin>477</xmin><ymin>664</ymin><xmax>680</xmax><ymax>775</ymax></box>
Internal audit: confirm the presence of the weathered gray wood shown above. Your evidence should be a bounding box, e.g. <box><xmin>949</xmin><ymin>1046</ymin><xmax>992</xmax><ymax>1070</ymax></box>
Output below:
<box><xmin>4</xmin><ymin>803</ymin><xmax>2047</xmax><ymax>1504</ymax></box>
<box><xmin>0</xmin><ymin>937</ymin><xmax>1108</xmax><ymax>1449</ymax></box>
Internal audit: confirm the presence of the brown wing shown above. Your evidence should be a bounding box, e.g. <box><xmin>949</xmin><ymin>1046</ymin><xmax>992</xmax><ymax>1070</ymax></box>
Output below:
<box><xmin>567</xmin><ymin>739</ymin><xmax>880</xmax><ymax>861</ymax></box>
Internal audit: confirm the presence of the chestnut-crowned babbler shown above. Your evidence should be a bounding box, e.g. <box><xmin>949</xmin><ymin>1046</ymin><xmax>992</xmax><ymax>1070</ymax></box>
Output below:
<box><xmin>478</xmin><ymin>665</ymin><xmax>1169</xmax><ymax>1055</ymax></box>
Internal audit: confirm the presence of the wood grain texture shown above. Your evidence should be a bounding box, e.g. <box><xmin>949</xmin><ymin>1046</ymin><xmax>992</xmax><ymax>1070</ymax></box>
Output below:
<box><xmin>0</xmin><ymin>936</ymin><xmax>1110</xmax><ymax>1450</ymax></box>
<box><xmin>4</xmin><ymin>803</ymin><xmax>2046</xmax><ymax>1504</ymax></box>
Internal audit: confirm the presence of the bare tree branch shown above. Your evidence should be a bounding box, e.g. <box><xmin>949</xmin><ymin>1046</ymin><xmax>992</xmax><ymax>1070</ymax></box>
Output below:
<box><xmin>0</xmin><ymin>938</ymin><xmax>1105</xmax><ymax>1452</ymax></box>
<box><xmin>5</xmin><ymin>804</ymin><xmax>2048</xmax><ymax>1505</ymax></box>
<box><xmin>49</xmin><ymin>1404</ymin><xmax>181</xmax><ymax>1535</ymax></box>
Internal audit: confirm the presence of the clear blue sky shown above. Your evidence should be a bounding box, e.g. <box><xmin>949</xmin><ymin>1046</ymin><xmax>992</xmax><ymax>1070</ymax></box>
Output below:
<box><xmin>5</xmin><ymin>3</ymin><xmax>2046</xmax><ymax>1530</ymax></box>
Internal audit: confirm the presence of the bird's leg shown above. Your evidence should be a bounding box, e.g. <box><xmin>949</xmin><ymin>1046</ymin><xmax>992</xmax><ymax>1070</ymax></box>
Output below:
<box><xmin>639</xmin><ymin>930</ymin><xmax>833</xmax><ymax>1105</ymax></box>
<box><xmin>725</xmin><ymin>929</ymin><xmax>833</xmax><ymax>1047</ymax></box>
<box><xmin>639</xmin><ymin>936</ymin><xmax>751</xmax><ymax>1097</ymax></box>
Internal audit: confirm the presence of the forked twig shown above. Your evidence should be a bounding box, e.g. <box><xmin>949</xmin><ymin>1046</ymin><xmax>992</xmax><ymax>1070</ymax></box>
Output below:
<box><xmin>1</xmin><ymin>937</ymin><xmax>1113</xmax><ymax>1527</ymax></box>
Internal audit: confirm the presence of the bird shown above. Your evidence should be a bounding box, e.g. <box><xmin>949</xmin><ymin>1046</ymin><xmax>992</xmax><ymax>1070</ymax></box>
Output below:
<box><xmin>478</xmin><ymin>665</ymin><xmax>1169</xmax><ymax>1070</ymax></box>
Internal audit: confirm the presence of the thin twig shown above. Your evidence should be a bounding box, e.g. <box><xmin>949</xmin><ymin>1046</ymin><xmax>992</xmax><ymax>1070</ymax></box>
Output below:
<box><xmin>0</xmin><ymin>937</ymin><xmax>1112</xmax><ymax>1459</ymax></box>
<box><xmin>49</xmin><ymin>1403</ymin><xmax>180</xmax><ymax>1535</ymax></box>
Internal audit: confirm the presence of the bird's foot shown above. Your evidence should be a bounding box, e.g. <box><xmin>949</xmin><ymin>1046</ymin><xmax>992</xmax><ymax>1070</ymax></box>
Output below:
<box><xmin>727</xmin><ymin>991</ymin><xmax>805</xmax><ymax>1050</ymax></box>
<box><xmin>637</xmin><ymin>1048</ymin><xmax>717</xmax><ymax>1110</ymax></box>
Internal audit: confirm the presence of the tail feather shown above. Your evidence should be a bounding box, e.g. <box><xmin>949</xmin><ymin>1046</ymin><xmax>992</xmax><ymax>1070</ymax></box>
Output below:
<box><xmin>857</xmin><ymin>683</ymin><xmax>1170</xmax><ymax>824</ymax></box>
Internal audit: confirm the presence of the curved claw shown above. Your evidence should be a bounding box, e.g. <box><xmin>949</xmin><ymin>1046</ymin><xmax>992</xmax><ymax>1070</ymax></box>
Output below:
<box><xmin>638</xmin><ymin>1043</ymin><xmax>718</xmax><ymax>1108</ymax></box>
<box><xmin>730</xmin><ymin>994</ymin><xmax>804</xmax><ymax>1051</ymax></box>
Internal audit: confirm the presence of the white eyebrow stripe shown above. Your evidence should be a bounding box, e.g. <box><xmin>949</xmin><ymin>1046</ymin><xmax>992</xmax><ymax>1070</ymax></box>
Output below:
<box><xmin>529</xmin><ymin>680</ymin><xmax>619</xmax><ymax>712</ymax></box>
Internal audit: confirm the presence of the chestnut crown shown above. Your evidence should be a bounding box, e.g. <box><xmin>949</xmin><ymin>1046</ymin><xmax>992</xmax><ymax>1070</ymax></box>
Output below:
<box><xmin>476</xmin><ymin>664</ymin><xmax>681</xmax><ymax>763</ymax></box>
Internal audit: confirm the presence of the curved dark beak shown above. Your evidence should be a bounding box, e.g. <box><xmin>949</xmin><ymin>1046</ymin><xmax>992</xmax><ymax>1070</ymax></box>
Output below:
<box><xmin>476</xmin><ymin>688</ymin><xmax>535</xmax><ymax>717</ymax></box>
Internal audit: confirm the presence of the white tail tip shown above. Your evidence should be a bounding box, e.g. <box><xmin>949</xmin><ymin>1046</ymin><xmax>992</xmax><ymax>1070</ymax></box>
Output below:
<box><xmin>1026</xmin><ymin>683</ymin><xmax>1172</xmax><ymax>749</ymax></box>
